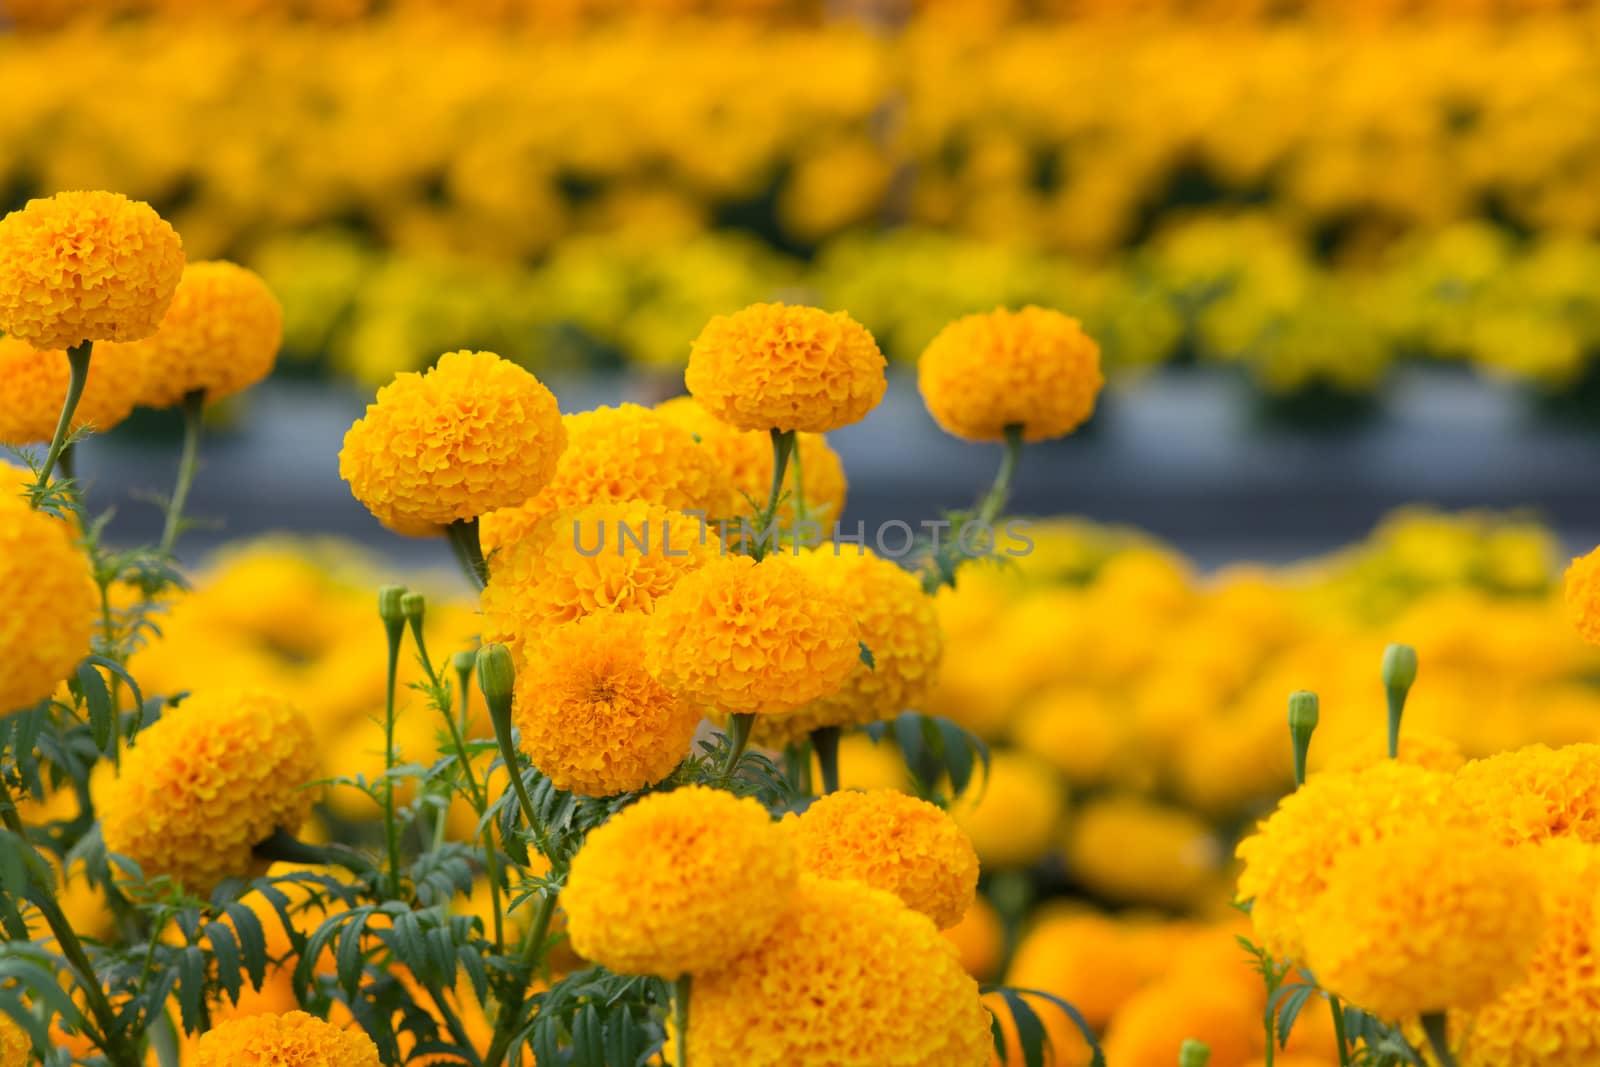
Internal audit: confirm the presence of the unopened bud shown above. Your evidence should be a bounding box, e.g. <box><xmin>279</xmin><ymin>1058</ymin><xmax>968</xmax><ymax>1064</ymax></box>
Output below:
<box><xmin>1288</xmin><ymin>690</ymin><xmax>1319</xmax><ymax>787</ymax></box>
<box><xmin>1382</xmin><ymin>643</ymin><xmax>1418</xmax><ymax>760</ymax></box>
<box><xmin>401</xmin><ymin>591</ymin><xmax>426</xmax><ymax>623</ymax></box>
<box><xmin>476</xmin><ymin>643</ymin><xmax>516</xmax><ymax>720</ymax></box>
<box><xmin>377</xmin><ymin>585</ymin><xmax>407</xmax><ymax>626</ymax></box>
<box><xmin>1179</xmin><ymin>1039</ymin><xmax>1211</xmax><ymax>1067</ymax></box>
<box><xmin>452</xmin><ymin>649</ymin><xmax>476</xmax><ymax>678</ymax></box>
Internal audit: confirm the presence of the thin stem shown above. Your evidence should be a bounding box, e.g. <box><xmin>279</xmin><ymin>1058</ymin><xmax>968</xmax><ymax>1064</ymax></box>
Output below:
<box><xmin>974</xmin><ymin>423</ymin><xmax>1025</xmax><ymax>528</ymax></box>
<box><xmin>1421</xmin><ymin>1013</ymin><xmax>1459</xmax><ymax>1067</ymax></box>
<box><xmin>448</xmin><ymin>518</ymin><xmax>489</xmax><ymax>590</ymax></box>
<box><xmin>750</xmin><ymin>430</ymin><xmax>796</xmax><ymax>561</ymax></box>
<box><xmin>722</xmin><ymin>713</ymin><xmax>756</xmax><ymax>777</ymax></box>
<box><xmin>788</xmin><ymin>435</ymin><xmax>808</xmax><ymax>525</ymax></box>
<box><xmin>483</xmin><ymin>890</ymin><xmax>558</xmax><ymax>1067</ymax></box>
<box><xmin>159</xmin><ymin>389</ymin><xmax>206</xmax><ymax>557</ymax></box>
<box><xmin>1386</xmin><ymin>689</ymin><xmax>1405</xmax><ymax>760</ymax></box>
<box><xmin>382</xmin><ymin>614</ymin><xmax>407</xmax><ymax>899</ymax></box>
<box><xmin>811</xmin><ymin>726</ymin><xmax>842</xmax><ymax>795</ymax></box>
<box><xmin>673</xmin><ymin>975</ymin><xmax>691</xmax><ymax>1067</ymax></box>
<box><xmin>1329</xmin><ymin>995</ymin><xmax>1351</xmax><ymax>1067</ymax></box>
<box><xmin>36</xmin><ymin>341</ymin><xmax>92</xmax><ymax>489</ymax></box>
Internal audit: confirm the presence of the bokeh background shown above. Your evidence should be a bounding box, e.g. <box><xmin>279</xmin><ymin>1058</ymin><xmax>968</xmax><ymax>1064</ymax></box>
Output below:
<box><xmin>6</xmin><ymin>0</ymin><xmax>1600</xmax><ymax>568</ymax></box>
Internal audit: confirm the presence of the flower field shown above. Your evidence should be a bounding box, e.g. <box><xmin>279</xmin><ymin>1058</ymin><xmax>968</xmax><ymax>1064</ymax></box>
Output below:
<box><xmin>7</xmin><ymin>3</ymin><xmax>1600</xmax><ymax>1067</ymax></box>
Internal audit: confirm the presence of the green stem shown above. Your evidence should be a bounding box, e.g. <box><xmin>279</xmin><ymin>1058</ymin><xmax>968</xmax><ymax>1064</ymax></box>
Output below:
<box><xmin>1421</xmin><ymin>1013</ymin><xmax>1458</xmax><ymax>1067</ymax></box>
<box><xmin>723</xmin><ymin>713</ymin><xmax>756</xmax><ymax>776</ymax></box>
<box><xmin>1329</xmin><ymin>995</ymin><xmax>1351</xmax><ymax>1067</ymax></box>
<box><xmin>673</xmin><ymin>975</ymin><xmax>691</xmax><ymax>1067</ymax></box>
<box><xmin>147</xmin><ymin>1010</ymin><xmax>180</xmax><ymax>1067</ymax></box>
<box><xmin>448</xmin><ymin>518</ymin><xmax>489</xmax><ymax>589</ymax></box>
<box><xmin>811</xmin><ymin>726</ymin><xmax>842</xmax><ymax>795</ymax></box>
<box><xmin>974</xmin><ymin>424</ymin><xmax>1025</xmax><ymax>527</ymax></box>
<box><xmin>1386</xmin><ymin>689</ymin><xmax>1405</xmax><ymax>760</ymax></box>
<box><xmin>483</xmin><ymin>890</ymin><xmax>558</xmax><ymax>1067</ymax></box>
<box><xmin>788</xmin><ymin>436</ymin><xmax>808</xmax><ymax>525</ymax></box>
<box><xmin>382</xmin><ymin>611</ymin><xmax>407</xmax><ymax>899</ymax></box>
<box><xmin>159</xmin><ymin>388</ymin><xmax>205</xmax><ymax>557</ymax></box>
<box><xmin>36</xmin><ymin>341</ymin><xmax>92</xmax><ymax>489</ymax></box>
<box><xmin>750</xmin><ymin>430</ymin><xmax>796</xmax><ymax>561</ymax></box>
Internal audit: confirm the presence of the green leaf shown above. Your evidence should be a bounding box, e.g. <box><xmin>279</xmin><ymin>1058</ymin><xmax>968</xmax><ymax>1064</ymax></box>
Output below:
<box><xmin>221</xmin><ymin>901</ymin><xmax>270</xmax><ymax>991</ymax></box>
<box><xmin>204</xmin><ymin>921</ymin><xmax>243</xmax><ymax>1006</ymax></box>
<box><xmin>858</xmin><ymin>641</ymin><xmax>876</xmax><ymax>670</ymax></box>
<box><xmin>573</xmin><ymin>1002</ymin><xmax>605</xmax><ymax>1067</ymax></box>
<box><xmin>76</xmin><ymin>662</ymin><xmax>114</xmax><ymax>753</ymax></box>
<box><xmin>996</xmin><ymin>988</ymin><xmax>1046</xmax><ymax>1067</ymax></box>
<box><xmin>990</xmin><ymin>985</ymin><xmax>1107</xmax><ymax>1067</ymax></box>
<box><xmin>176</xmin><ymin>945</ymin><xmax>207</xmax><ymax>1034</ymax></box>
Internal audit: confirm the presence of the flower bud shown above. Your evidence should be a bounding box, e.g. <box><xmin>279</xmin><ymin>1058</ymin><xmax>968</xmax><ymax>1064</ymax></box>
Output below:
<box><xmin>401</xmin><ymin>591</ymin><xmax>426</xmax><ymax>623</ymax></box>
<box><xmin>476</xmin><ymin>643</ymin><xmax>516</xmax><ymax>721</ymax></box>
<box><xmin>1288</xmin><ymin>690</ymin><xmax>1319</xmax><ymax>787</ymax></box>
<box><xmin>452</xmin><ymin>649</ymin><xmax>476</xmax><ymax>678</ymax></box>
<box><xmin>1382</xmin><ymin>643</ymin><xmax>1419</xmax><ymax>760</ymax></box>
<box><xmin>377</xmin><ymin>585</ymin><xmax>407</xmax><ymax>626</ymax></box>
<box><xmin>1179</xmin><ymin>1039</ymin><xmax>1211</xmax><ymax>1067</ymax></box>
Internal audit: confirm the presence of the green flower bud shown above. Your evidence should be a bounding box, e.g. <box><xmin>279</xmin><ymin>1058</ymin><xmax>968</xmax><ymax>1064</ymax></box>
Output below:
<box><xmin>400</xmin><ymin>591</ymin><xmax>426</xmax><ymax>623</ymax></box>
<box><xmin>377</xmin><ymin>585</ymin><xmax>407</xmax><ymax>626</ymax></box>
<box><xmin>1382</xmin><ymin>643</ymin><xmax>1419</xmax><ymax>760</ymax></box>
<box><xmin>452</xmin><ymin>649</ymin><xmax>477</xmax><ymax>678</ymax></box>
<box><xmin>476</xmin><ymin>643</ymin><xmax>516</xmax><ymax>721</ymax></box>
<box><xmin>1178</xmin><ymin>1039</ymin><xmax>1211</xmax><ymax>1067</ymax></box>
<box><xmin>1288</xmin><ymin>689</ymin><xmax>1319</xmax><ymax>787</ymax></box>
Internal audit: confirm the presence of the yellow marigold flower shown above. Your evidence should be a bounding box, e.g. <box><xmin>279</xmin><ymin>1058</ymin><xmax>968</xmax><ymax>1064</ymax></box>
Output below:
<box><xmin>339</xmin><ymin>350</ymin><xmax>566</xmax><ymax>532</ymax></box>
<box><xmin>513</xmin><ymin>614</ymin><xmax>701</xmax><ymax>797</ymax></box>
<box><xmin>944</xmin><ymin>893</ymin><xmax>1005</xmax><ymax>983</ymax></box>
<box><xmin>480</xmin><ymin>501</ymin><xmax>716</xmax><ymax>667</ymax></box>
<box><xmin>752</xmin><ymin>547</ymin><xmax>941</xmax><ymax>746</ymax></box>
<box><xmin>1564</xmin><ymin>546</ymin><xmax>1600</xmax><ymax>646</ymax></box>
<box><xmin>654</xmin><ymin>395</ymin><xmax>848</xmax><ymax>525</ymax></box>
<box><xmin>1313</xmin><ymin>728</ymin><xmax>1465</xmax><ymax>775</ymax></box>
<box><xmin>95</xmin><ymin>689</ymin><xmax>318</xmax><ymax>895</ymax></box>
<box><xmin>1458</xmin><ymin>840</ymin><xmax>1600</xmax><ymax>1067</ymax></box>
<box><xmin>687</xmin><ymin>874</ymin><xmax>992</xmax><ymax>1067</ymax></box>
<box><xmin>0</xmin><ymin>336</ymin><xmax>144</xmax><ymax>444</ymax></box>
<box><xmin>562</xmin><ymin>786</ymin><xmax>797</xmax><ymax>978</ymax></box>
<box><xmin>1003</xmin><ymin>912</ymin><xmax>1153</xmax><ymax>1030</ymax></box>
<box><xmin>1304</xmin><ymin>829</ymin><xmax>1540</xmax><ymax>1019</ymax></box>
<box><xmin>1064</xmin><ymin>796</ymin><xmax>1222</xmax><ymax>910</ymax></box>
<box><xmin>1234</xmin><ymin>762</ymin><xmax>1460</xmax><ymax>963</ymax></box>
<box><xmin>685</xmin><ymin>302</ymin><xmax>887</xmax><ymax>434</ymax></box>
<box><xmin>192</xmin><ymin>1011</ymin><xmax>379</xmax><ymax>1067</ymax></box>
<box><xmin>918</xmin><ymin>306</ymin><xmax>1103</xmax><ymax>443</ymax></box>
<box><xmin>949</xmin><ymin>750</ymin><xmax>1066</xmax><ymax>870</ymax></box>
<box><xmin>481</xmin><ymin>404</ymin><xmax>734</xmax><ymax>554</ymax></box>
<box><xmin>1102</xmin><ymin>977</ymin><xmax>1260</xmax><ymax>1067</ymax></box>
<box><xmin>0</xmin><ymin>1013</ymin><xmax>27</xmax><ymax>1067</ymax></box>
<box><xmin>1014</xmin><ymin>687</ymin><xmax>1129</xmax><ymax>789</ymax></box>
<box><xmin>788</xmin><ymin>789</ymin><xmax>978</xmax><ymax>929</ymax></box>
<box><xmin>1454</xmin><ymin>743</ymin><xmax>1600</xmax><ymax>846</ymax></box>
<box><xmin>0</xmin><ymin>501</ymin><xmax>96</xmax><ymax>714</ymax></box>
<box><xmin>644</xmin><ymin>554</ymin><xmax>859</xmax><ymax>717</ymax></box>
<box><xmin>100</xmin><ymin>261</ymin><xmax>282</xmax><ymax>409</ymax></box>
<box><xmin>0</xmin><ymin>190</ymin><xmax>184</xmax><ymax>350</ymax></box>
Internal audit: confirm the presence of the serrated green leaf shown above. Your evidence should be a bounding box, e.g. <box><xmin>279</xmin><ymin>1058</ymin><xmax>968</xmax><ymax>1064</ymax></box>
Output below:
<box><xmin>76</xmin><ymin>662</ymin><xmax>114</xmax><ymax>753</ymax></box>
<box><xmin>221</xmin><ymin>901</ymin><xmax>269</xmax><ymax>990</ymax></box>
<box><xmin>573</xmin><ymin>1003</ymin><xmax>605</xmax><ymax>1067</ymax></box>
<box><xmin>335</xmin><ymin>911</ymin><xmax>372</xmax><ymax>1002</ymax></box>
<box><xmin>993</xmin><ymin>986</ymin><xmax>1107</xmax><ymax>1067</ymax></box>
<box><xmin>176</xmin><ymin>945</ymin><xmax>207</xmax><ymax>1034</ymax></box>
<box><xmin>204</xmin><ymin>921</ymin><xmax>243</xmax><ymax>1005</ymax></box>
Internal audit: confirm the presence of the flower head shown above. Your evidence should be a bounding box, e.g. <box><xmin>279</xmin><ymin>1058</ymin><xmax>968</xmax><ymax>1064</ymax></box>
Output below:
<box><xmin>0</xmin><ymin>1013</ymin><xmax>28</xmax><ymax>1067</ymax></box>
<box><xmin>1103</xmin><ymin>977</ymin><xmax>1260</xmax><ymax>1067</ymax></box>
<box><xmin>1065</xmin><ymin>796</ymin><xmax>1222</xmax><ymax>910</ymax></box>
<box><xmin>685</xmin><ymin>302</ymin><xmax>887</xmax><ymax>433</ymax></box>
<box><xmin>654</xmin><ymin>395</ymin><xmax>847</xmax><ymax>525</ymax></box>
<box><xmin>918</xmin><ymin>306</ymin><xmax>1103</xmax><ymax>443</ymax></box>
<box><xmin>95</xmin><ymin>689</ymin><xmax>318</xmax><ymax>894</ymax></box>
<box><xmin>339</xmin><ymin>350</ymin><xmax>566</xmax><ymax>532</ymax></box>
<box><xmin>192</xmin><ymin>1011</ymin><xmax>379</xmax><ymax>1067</ymax></box>
<box><xmin>562</xmin><ymin>786</ymin><xmax>797</xmax><ymax>977</ymax></box>
<box><xmin>1314</xmin><ymin>728</ymin><xmax>1465</xmax><ymax>775</ymax></box>
<box><xmin>101</xmin><ymin>260</ymin><xmax>282</xmax><ymax>409</ymax></box>
<box><xmin>644</xmin><ymin>554</ymin><xmax>859</xmax><ymax>716</ymax></box>
<box><xmin>687</xmin><ymin>874</ymin><xmax>992</xmax><ymax>1067</ymax></box>
<box><xmin>788</xmin><ymin>789</ymin><xmax>978</xmax><ymax>929</ymax></box>
<box><xmin>481</xmin><ymin>501</ymin><xmax>716</xmax><ymax>666</ymax></box>
<box><xmin>949</xmin><ymin>750</ymin><xmax>1066</xmax><ymax>870</ymax></box>
<box><xmin>752</xmin><ymin>548</ymin><xmax>941</xmax><ymax>747</ymax></box>
<box><xmin>480</xmin><ymin>403</ymin><xmax>734</xmax><ymax>553</ymax></box>
<box><xmin>513</xmin><ymin>614</ymin><xmax>701</xmax><ymax>797</ymax></box>
<box><xmin>0</xmin><ymin>500</ymin><xmax>96</xmax><ymax>714</ymax></box>
<box><xmin>1453</xmin><ymin>743</ymin><xmax>1600</xmax><ymax>847</ymax></box>
<box><xmin>0</xmin><ymin>336</ymin><xmax>145</xmax><ymax>444</ymax></box>
<box><xmin>1566</xmin><ymin>546</ymin><xmax>1600</xmax><ymax>646</ymax></box>
<box><xmin>0</xmin><ymin>190</ymin><xmax>184</xmax><ymax>349</ymax></box>
<box><xmin>1304</xmin><ymin>828</ymin><xmax>1540</xmax><ymax>1019</ymax></box>
<box><xmin>1234</xmin><ymin>761</ymin><xmax>1461</xmax><ymax>962</ymax></box>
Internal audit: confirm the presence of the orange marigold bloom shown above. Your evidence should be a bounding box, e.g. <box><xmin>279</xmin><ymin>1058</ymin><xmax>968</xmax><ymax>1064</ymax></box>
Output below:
<box><xmin>0</xmin><ymin>336</ymin><xmax>145</xmax><ymax>444</ymax></box>
<box><xmin>0</xmin><ymin>1012</ymin><xmax>28</xmax><ymax>1067</ymax></box>
<box><xmin>654</xmin><ymin>395</ymin><xmax>848</xmax><ymax>525</ymax></box>
<box><xmin>788</xmin><ymin>789</ymin><xmax>978</xmax><ymax>929</ymax></box>
<box><xmin>1313</xmin><ymin>728</ymin><xmax>1465</xmax><ymax>775</ymax></box>
<box><xmin>1304</xmin><ymin>828</ymin><xmax>1540</xmax><ymax>1019</ymax></box>
<box><xmin>1102</xmin><ymin>977</ymin><xmax>1259</xmax><ymax>1067</ymax></box>
<box><xmin>480</xmin><ymin>501</ymin><xmax>716</xmax><ymax>666</ymax></box>
<box><xmin>339</xmin><ymin>350</ymin><xmax>566</xmax><ymax>532</ymax></box>
<box><xmin>0</xmin><ymin>500</ymin><xmax>96</xmax><ymax>714</ymax></box>
<box><xmin>918</xmin><ymin>306</ymin><xmax>1103</xmax><ymax>443</ymax></box>
<box><xmin>687</xmin><ymin>875</ymin><xmax>992</xmax><ymax>1067</ymax></box>
<box><xmin>1453</xmin><ymin>743</ymin><xmax>1600</xmax><ymax>846</ymax></box>
<box><xmin>644</xmin><ymin>554</ymin><xmax>859</xmax><ymax>717</ymax></box>
<box><xmin>480</xmin><ymin>403</ymin><xmax>735</xmax><ymax>554</ymax></box>
<box><xmin>1564</xmin><ymin>546</ymin><xmax>1600</xmax><ymax>646</ymax></box>
<box><xmin>685</xmin><ymin>302</ymin><xmax>887</xmax><ymax>434</ymax></box>
<box><xmin>563</xmin><ymin>786</ymin><xmax>797</xmax><ymax>977</ymax></box>
<box><xmin>95</xmin><ymin>689</ymin><xmax>318</xmax><ymax>895</ymax></box>
<box><xmin>100</xmin><ymin>260</ymin><xmax>282</xmax><ymax>409</ymax></box>
<box><xmin>192</xmin><ymin>1011</ymin><xmax>379</xmax><ymax>1067</ymax></box>
<box><xmin>0</xmin><ymin>190</ymin><xmax>184</xmax><ymax>349</ymax></box>
<box><xmin>752</xmin><ymin>547</ymin><xmax>941</xmax><ymax>746</ymax></box>
<box><xmin>513</xmin><ymin>614</ymin><xmax>701</xmax><ymax>797</ymax></box>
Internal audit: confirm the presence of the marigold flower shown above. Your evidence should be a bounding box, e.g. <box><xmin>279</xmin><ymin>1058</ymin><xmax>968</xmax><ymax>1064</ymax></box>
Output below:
<box><xmin>339</xmin><ymin>350</ymin><xmax>566</xmax><ymax>532</ymax></box>
<box><xmin>513</xmin><ymin>614</ymin><xmax>701</xmax><ymax>797</ymax></box>
<box><xmin>654</xmin><ymin>395</ymin><xmax>847</xmax><ymax>525</ymax></box>
<box><xmin>788</xmin><ymin>789</ymin><xmax>978</xmax><ymax>929</ymax></box>
<box><xmin>643</xmin><ymin>554</ymin><xmax>859</xmax><ymax>716</ymax></box>
<box><xmin>753</xmin><ymin>548</ymin><xmax>941</xmax><ymax>746</ymax></box>
<box><xmin>95</xmin><ymin>689</ymin><xmax>318</xmax><ymax>895</ymax></box>
<box><xmin>562</xmin><ymin>786</ymin><xmax>797</xmax><ymax>977</ymax></box>
<box><xmin>944</xmin><ymin>893</ymin><xmax>1005</xmax><ymax>982</ymax></box>
<box><xmin>949</xmin><ymin>750</ymin><xmax>1066</xmax><ymax>870</ymax></box>
<box><xmin>1065</xmin><ymin>796</ymin><xmax>1222</xmax><ymax>910</ymax></box>
<box><xmin>481</xmin><ymin>403</ymin><xmax>734</xmax><ymax>553</ymax></box>
<box><xmin>1005</xmin><ymin>912</ymin><xmax>1157</xmax><ymax>1030</ymax></box>
<box><xmin>1313</xmin><ymin>728</ymin><xmax>1465</xmax><ymax>775</ymax></box>
<box><xmin>1453</xmin><ymin>743</ymin><xmax>1600</xmax><ymax>846</ymax></box>
<box><xmin>1102</xmin><ymin>977</ymin><xmax>1260</xmax><ymax>1067</ymax></box>
<box><xmin>0</xmin><ymin>190</ymin><xmax>184</xmax><ymax>349</ymax></box>
<box><xmin>1457</xmin><ymin>839</ymin><xmax>1600</xmax><ymax>1067</ymax></box>
<box><xmin>1564</xmin><ymin>546</ymin><xmax>1600</xmax><ymax>646</ymax></box>
<box><xmin>192</xmin><ymin>1011</ymin><xmax>379</xmax><ymax>1067</ymax></box>
<box><xmin>918</xmin><ymin>306</ymin><xmax>1103</xmax><ymax>443</ymax></box>
<box><xmin>0</xmin><ymin>1013</ymin><xmax>27</xmax><ymax>1067</ymax></box>
<box><xmin>1304</xmin><ymin>828</ymin><xmax>1540</xmax><ymax>1019</ymax></box>
<box><xmin>687</xmin><ymin>874</ymin><xmax>992</xmax><ymax>1067</ymax></box>
<box><xmin>685</xmin><ymin>302</ymin><xmax>887</xmax><ymax>434</ymax></box>
<box><xmin>0</xmin><ymin>336</ymin><xmax>145</xmax><ymax>444</ymax></box>
<box><xmin>1234</xmin><ymin>762</ymin><xmax>1460</xmax><ymax>963</ymax></box>
<box><xmin>0</xmin><ymin>501</ymin><xmax>96</xmax><ymax>714</ymax></box>
<box><xmin>481</xmin><ymin>501</ymin><xmax>716</xmax><ymax>666</ymax></box>
<box><xmin>100</xmin><ymin>260</ymin><xmax>282</xmax><ymax>409</ymax></box>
